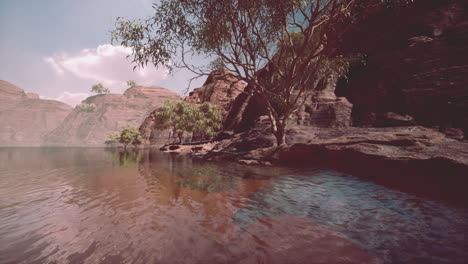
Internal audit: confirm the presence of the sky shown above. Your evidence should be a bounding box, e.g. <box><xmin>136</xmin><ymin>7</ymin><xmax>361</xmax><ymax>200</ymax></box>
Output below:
<box><xmin>0</xmin><ymin>0</ymin><xmax>206</xmax><ymax>106</ymax></box>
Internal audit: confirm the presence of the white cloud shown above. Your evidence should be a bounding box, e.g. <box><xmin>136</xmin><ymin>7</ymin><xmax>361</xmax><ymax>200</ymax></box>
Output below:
<box><xmin>43</xmin><ymin>44</ymin><xmax>169</xmax><ymax>92</ymax></box>
<box><xmin>54</xmin><ymin>91</ymin><xmax>89</xmax><ymax>107</ymax></box>
<box><xmin>43</xmin><ymin>57</ymin><xmax>65</xmax><ymax>75</ymax></box>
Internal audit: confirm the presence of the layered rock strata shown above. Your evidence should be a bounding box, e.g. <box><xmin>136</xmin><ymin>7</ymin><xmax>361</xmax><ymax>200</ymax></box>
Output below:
<box><xmin>45</xmin><ymin>86</ymin><xmax>180</xmax><ymax>146</ymax></box>
<box><xmin>0</xmin><ymin>80</ymin><xmax>72</xmax><ymax>146</ymax></box>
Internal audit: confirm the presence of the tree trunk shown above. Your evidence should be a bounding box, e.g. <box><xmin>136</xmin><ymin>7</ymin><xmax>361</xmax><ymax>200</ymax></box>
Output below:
<box><xmin>178</xmin><ymin>132</ymin><xmax>183</xmax><ymax>144</ymax></box>
<box><xmin>274</xmin><ymin>122</ymin><xmax>286</xmax><ymax>146</ymax></box>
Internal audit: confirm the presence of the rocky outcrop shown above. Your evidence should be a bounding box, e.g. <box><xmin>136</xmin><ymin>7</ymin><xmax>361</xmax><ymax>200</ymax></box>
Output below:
<box><xmin>298</xmin><ymin>74</ymin><xmax>353</xmax><ymax>128</ymax></box>
<box><xmin>44</xmin><ymin>86</ymin><xmax>180</xmax><ymax>146</ymax></box>
<box><xmin>335</xmin><ymin>0</ymin><xmax>468</xmax><ymax>138</ymax></box>
<box><xmin>224</xmin><ymin>74</ymin><xmax>353</xmax><ymax>133</ymax></box>
<box><xmin>0</xmin><ymin>80</ymin><xmax>73</xmax><ymax>146</ymax></box>
<box><xmin>184</xmin><ymin>71</ymin><xmax>246</xmax><ymax>120</ymax></box>
<box><xmin>204</xmin><ymin>120</ymin><xmax>468</xmax><ymax>204</ymax></box>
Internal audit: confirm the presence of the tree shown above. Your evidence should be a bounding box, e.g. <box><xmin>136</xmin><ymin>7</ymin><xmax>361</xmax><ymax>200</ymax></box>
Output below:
<box><xmin>109</xmin><ymin>124</ymin><xmax>143</xmax><ymax>149</ymax></box>
<box><xmin>91</xmin><ymin>83</ymin><xmax>110</xmax><ymax>94</ymax></box>
<box><xmin>127</xmin><ymin>80</ymin><xmax>137</xmax><ymax>87</ymax></box>
<box><xmin>153</xmin><ymin>100</ymin><xmax>222</xmax><ymax>143</ymax></box>
<box><xmin>111</xmin><ymin>0</ymin><xmax>357</xmax><ymax>145</ymax></box>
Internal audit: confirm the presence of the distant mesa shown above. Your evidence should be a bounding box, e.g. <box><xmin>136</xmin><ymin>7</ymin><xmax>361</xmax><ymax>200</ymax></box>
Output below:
<box><xmin>0</xmin><ymin>80</ymin><xmax>73</xmax><ymax>146</ymax></box>
<box><xmin>0</xmin><ymin>80</ymin><xmax>181</xmax><ymax>147</ymax></box>
<box><xmin>44</xmin><ymin>85</ymin><xmax>181</xmax><ymax>147</ymax></box>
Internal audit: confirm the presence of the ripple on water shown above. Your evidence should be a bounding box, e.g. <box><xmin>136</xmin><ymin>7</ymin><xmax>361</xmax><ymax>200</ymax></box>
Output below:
<box><xmin>0</xmin><ymin>148</ymin><xmax>467</xmax><ymax>264</ymax></box>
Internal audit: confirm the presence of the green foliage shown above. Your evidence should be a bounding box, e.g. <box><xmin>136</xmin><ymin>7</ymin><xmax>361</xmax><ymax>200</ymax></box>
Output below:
<box><xmin>106</xmin><ymin>149</ymin><xmax>142</xmax><ymax>167</ymax></box>
<box><xmin>111</xmin><ymin>0</ymin><xmax>358</xmax><ymax>145</ymax></box>
<box><xmin>127</xmin><ymin>80</ymin><xmax>137</xmax><ymax>87</ymax></box>
<box><xmin>208</xmin><ymin>58</ymin><xmax>226</xmax><ymax>72</ymax></box>
<box><xmin>76</xmin><ymin>103</ymin><xmax>96</xmax><ymax>112</ymax></box>
<box><xmin>91</xmin><ymin>83</ymin><xmax>110</xmax><ymax>94</ymax></box>
<box><xmin>154</xmin><ymin>100</ymin><xmax>222</xmax><ymax>143</ymax></box>
<box><xmin>108</xmin><ymin>124</ymin><xmax>143</xmax><ymax>148</ymax></box>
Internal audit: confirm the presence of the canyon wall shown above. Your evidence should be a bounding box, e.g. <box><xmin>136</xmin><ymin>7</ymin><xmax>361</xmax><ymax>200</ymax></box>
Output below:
<box><xmin>0</xmin><ymin>80</ymin><xmax>72</xmax><ymax>146</ymax></box>
<box><xmin>335</xmin><ymin>0</ymin><xmax>468</xmax><ymax>139</ymax></box>
<box><xmin>44</xmin><ymin>86</ymin><xmax>180</xmax><ymax>146</ymax></box>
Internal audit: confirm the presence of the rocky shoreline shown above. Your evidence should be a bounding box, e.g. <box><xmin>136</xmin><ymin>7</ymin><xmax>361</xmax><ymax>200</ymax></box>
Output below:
<box><xmin>160</xmin><ymin>122</ymin><xmax>468</xmax><ymax>205</ymax></box>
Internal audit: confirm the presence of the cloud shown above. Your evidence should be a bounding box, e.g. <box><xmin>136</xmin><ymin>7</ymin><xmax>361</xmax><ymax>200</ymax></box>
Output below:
<box><xmin>43</xmin><ymin>44</ymin><xmax>169</xmax><ymax>92</ymax></box>
<box><xmin>43</xmin><ymin>57</ymin><xmax>65</xmax><ymax>75</ymax></box>
<box><xmin>54</xmin><ymin>91</ymin><xmax>89</xmax><ymax>107</ymax></box>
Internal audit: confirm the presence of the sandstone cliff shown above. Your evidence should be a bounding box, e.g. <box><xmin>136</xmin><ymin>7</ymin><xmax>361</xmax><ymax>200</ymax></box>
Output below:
<box><xmin>184</xmin><ymin>71</ymin><xmax>246</xmax><ymax>119</ymax></box>
<box><xmin>0</xmin><ymin>80</ymin><xmax>73</xmax><ymax>146</ymax></box>
<box><xmin>335</xmin><ymin>0</ymin><xmax>468</xmax><ymax>139</ymax></box>
<box><xmin>44</xmin><ymin>86</ymin><xmax>180</xmax><ymax>146</ymax></box>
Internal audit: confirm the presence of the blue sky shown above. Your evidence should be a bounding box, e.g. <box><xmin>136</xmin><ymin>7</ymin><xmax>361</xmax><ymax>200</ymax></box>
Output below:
<box><xmin>0</xmin><ymin>0</ymin><xmax>205</xmax><ymax>106</ymax></box>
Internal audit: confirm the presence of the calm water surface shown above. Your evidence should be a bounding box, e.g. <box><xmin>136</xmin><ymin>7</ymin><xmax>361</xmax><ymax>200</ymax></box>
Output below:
<box><xmin>0</xmin><ymin>148</ymin><xmax>467</xmax><ymax>264</ymax></box>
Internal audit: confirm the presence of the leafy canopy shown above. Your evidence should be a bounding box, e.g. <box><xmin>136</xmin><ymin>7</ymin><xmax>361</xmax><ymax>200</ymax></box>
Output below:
<box><xmin>109</xmin><ymin>123</ymin><xmax>143</xmax><ymax>148</ymax></box>
<box><xmin>111</xmin><ymin>0</ymin><xmax>357</xmax><ymax>145</ymax></box>
<box><xmin>154</xmin><ymin>100</ymin><xmax>222</xmax><ymax>142</ymax></box>
<box><xmin>91</xmin><ymin>83</ymin><xmax>110</xmax><ymax>94</ymax></box>
<box><xmin>127</xmin><ymin>80</ymin><xmax>137</xmax><ymax>87</ymax></box>
<box><xmin>76</xmin><ymin>103</ymin><xmax>96</xmax><ymax>112</ymax></box>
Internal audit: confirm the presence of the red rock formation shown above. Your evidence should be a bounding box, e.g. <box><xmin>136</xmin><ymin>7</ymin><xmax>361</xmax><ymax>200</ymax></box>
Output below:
<box><xmin>44</xmin><ymin>86</ymin><xmax>180</xmax><ymax>146</ymax></box>
<box><xmin>0</xmin><ymin>80</ymin><xmax>73</xmax><ymax>146</ymax></box>
<box><xmin>184</xmin><ymin>70</ymin><xmax>246</xmax><ymax>119</ymax></box>
<box><xmin>335</xmin><ymin>0</ymin><xmax>468</xmax><ymax>138</ymax></box>
<box><xmin>224</xmin><ymin>73</ymin><xmax>353</xmax><ymax>133</ymax></box>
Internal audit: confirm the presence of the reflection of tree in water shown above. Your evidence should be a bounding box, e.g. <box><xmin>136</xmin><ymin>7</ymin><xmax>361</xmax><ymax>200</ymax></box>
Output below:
<box><xmin>106</xmin><ymin>149</ymin><xmax>142</xmax><ymax>167</ymax></box>
<box><xmin>175</xmin><ymin>164</ymin><xmax>237</xmax><ymax>193</ymax></box>
<box><xmin>137</xmin><ymin>150</ymin><xmax>237</xmax><ymax>193</ymax></box>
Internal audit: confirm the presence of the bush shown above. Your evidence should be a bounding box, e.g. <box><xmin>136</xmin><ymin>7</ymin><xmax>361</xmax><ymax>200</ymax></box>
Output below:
<box><xmin>91</xmin><ymin>83</ymin><xmax>110</xmax><ymax>94</ymax></box>
<box><xmin>108</xmin><ymin>124</ymin><xmax>143</xmax><ymax>149</ymax></box>
<box><xmin>127</xmin><ymin>80</ymin><xmax>137</xmax><ymax>87</ymax></box>
<box><xmin>76</xmin><ymin>103</ymin><xmax>96</xmax><ymax>112</ymax></box>
<box><xmin>154</xmin><ymin>100</ymin><xmax>223</xmax><ymax>143</ymax></box>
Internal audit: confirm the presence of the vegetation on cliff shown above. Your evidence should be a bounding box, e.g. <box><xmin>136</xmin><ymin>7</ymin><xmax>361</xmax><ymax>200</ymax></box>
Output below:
<box><xmin>127</xmin><ymin>80</ymin><xmax>137</xmax><ymax>88</ymax></box>
<box><xmin>91</xmin><ymin>83</ymin><xmax>110</xmax><ymax>94</ymax></box>
<box><xmin>76</xmin><ymin>103</ymin><xmax>97</xmax><ymax>112</ymax></box>
<box><xmin>153</xmin><ymin>100</ymin><xmax>222</xmax><ymax>143</ymax></box>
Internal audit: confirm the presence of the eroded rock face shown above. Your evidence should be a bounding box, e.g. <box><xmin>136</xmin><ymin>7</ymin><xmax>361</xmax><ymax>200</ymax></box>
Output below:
<box><xmin>0</xmin><ymin>80</ymin><xmax>73</xmax><ymax>146</ymax></box>
<box><xmin>335</xmin><ymin>0</ymin><xmax>468</xmax><ymax>138</ymax></box>
<box><xmin>185</xmin><ymin>71</ymin><xmax>246</xmax><ymax>119</ymax></box>
<box><xmin>224</xmin><ymin>74</ymin><xmax>353</xmax><ymax>133</ymax></box>
<box><xmin>44</xmin><ymin>86</ymin><xmax>180</xmax><ymax>146</ymax></box>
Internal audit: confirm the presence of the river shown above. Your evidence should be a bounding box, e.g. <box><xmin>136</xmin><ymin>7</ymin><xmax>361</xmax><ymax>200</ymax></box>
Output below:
<box><xmin>0</xmin><ymin>148</ymin><xmax>466</xmax><ymax>264</ymax></box>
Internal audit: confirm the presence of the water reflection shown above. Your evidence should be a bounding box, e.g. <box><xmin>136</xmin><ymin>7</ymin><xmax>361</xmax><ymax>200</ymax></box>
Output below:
<box><xmin>0</xmin><ymin>148</ymin><xmax>466</xmax><ymax>264</ymax></box>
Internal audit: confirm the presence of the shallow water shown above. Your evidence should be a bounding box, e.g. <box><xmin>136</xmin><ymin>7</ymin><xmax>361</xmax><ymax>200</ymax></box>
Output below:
<box><xmin>0</xmin><ymin>148</ymin><xmax>466</xmax><ymax>264</ymax></box>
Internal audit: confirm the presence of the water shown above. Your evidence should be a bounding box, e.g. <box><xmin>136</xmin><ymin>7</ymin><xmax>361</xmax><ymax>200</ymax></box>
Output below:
<box><xmin>0</xmin><ymin>148</ymin><xmax>466</xmax><ymax>264</ymax></box>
